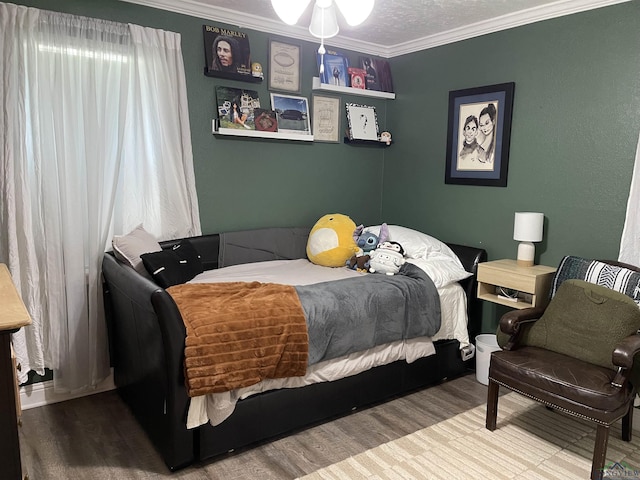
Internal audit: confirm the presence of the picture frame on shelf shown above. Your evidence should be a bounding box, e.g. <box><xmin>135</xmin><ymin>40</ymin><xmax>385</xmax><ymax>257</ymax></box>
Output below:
<box><xmin>216</xmin><ymin>86</ymin><xmax>261</xmax><ymax>130</ymax></box>
<box><xmin>312</xmin><ymin>95</ymin><xmax>340</xmax><ymax>143</ymax></box>
<box><xmin>253</xmin><ymin>108</ymin><xmax>278</xmax><ymax>132</ymax></box>
<box><xmin>203</xmin><ymin>25</ymin><xmax>254</xmax><ymax>81</ymax></box>
<box><xmin>345</xmin><ymin>103</ymin><xmax>379</xmax><ymax>141</ymax></box>
<box><xmin>318</xmin><ymin>49</ymin><xmax>349</xmax><ymax>87</ymax></box>
<box><xmin>445</xmin><ymin>82</ymin><xmax>515</xmax><ymax>187</ymax></box>
<box><xmin>268</xmin><ymin>40</ymin><xmax>301</xmax><ymax>93</ymax></box>
<box><xmin>270</xmin><ymin>93</ymin><xmax>311</xmax><ymax>136</ymax></box>
<box><xmin>348</xmin><ymin>67</ymin><xmax>366</xmax><ymax>90</ymax></box>
<box><xmin>358</xmin><ymin>56</ymin><xmax>394</xmax><ymax>93</ymax></box>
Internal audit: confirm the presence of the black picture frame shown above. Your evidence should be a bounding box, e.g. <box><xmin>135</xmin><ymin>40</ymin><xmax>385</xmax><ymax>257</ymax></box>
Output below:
<box><xmin>445</xmin><ymin>82</ymin><xmax>515</xmax><ymax>187</ymax></box>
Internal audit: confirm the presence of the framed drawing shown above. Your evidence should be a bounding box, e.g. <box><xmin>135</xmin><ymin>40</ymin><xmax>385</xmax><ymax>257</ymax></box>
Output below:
<box><xmin>268</xmin><ymin>40</ymin><xmax>301</xmax><ymax>93</ymax></box>
<box><xmin>270</xmin><ymin>93</ymin><xmax>311</xmax><ymax>135</ymax></box>
<box><xmin>312</xmin><ymin>95</ymin><xmax>340</xmax><ymax>143</ymax></box>
<box><xmin>445</xmin><ymin>82</ymin><xmax>515</xmax><ymax>187</ymax></box>
<box><xmin>346</xmin><ymin>103</ymin><xmax>379</xmax><ymax>141</ymax></box>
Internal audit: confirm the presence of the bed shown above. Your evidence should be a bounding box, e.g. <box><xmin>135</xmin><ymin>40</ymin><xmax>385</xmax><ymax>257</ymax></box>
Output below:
<box><xmin>102</xmin><ymin>226</ymin><xmax>487</xmax><ymax>471</ymax></box>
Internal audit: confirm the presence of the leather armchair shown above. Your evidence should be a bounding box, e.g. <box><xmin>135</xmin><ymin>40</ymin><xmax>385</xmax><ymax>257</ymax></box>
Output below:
<box><xmin>485</xmin><ymin>260</ymin><xmax>640</xmax><ymax>480</ymax></box>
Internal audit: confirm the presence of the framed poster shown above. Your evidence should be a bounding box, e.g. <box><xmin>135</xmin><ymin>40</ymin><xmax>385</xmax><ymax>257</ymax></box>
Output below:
<box><xmin>345</xmin><ymin>103</ymin><xmax>379</xmax><ymax>141</ymax></box>
<box><xmin>203</xmin><ymin>24</ymin><xmax>252</xmax><ymax>79</ymax></box>
<box><xmin>317</xmin><ymin>49</ymin><xmax>349</xmax><ymax>87</ymax></box>
<box><xmin>268</xmin><ymin>40</ymin><xmax>301</xmax><ymax>93</ymax></box>
<box><xmin>270</xmin><ymin>93</ymin><xmax>311</xmax><ymax>135</ymax></box>
<box><xmin>445</xmin><ymin>82</ymin><xmax>515</xmax><ymax>187</ymax></box>
<box><xmin>358</xmin><ymin>56</ymin><xmax>394</xmax><ymax>93</ymax></box>
<box><xmin>312</xmin><ymin>95</ymin><xmax>340</xmax><ymax>143</ymax></box>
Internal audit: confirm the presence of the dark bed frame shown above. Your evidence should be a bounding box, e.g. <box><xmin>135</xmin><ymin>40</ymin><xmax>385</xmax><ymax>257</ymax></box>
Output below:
<box><xmin>102</xmin><ymin>227</ymin><xmax>487</xmax><ymax>471</ymax></box>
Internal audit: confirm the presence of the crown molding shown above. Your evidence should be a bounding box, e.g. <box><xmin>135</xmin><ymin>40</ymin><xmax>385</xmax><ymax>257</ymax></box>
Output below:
<box><xmin>389</xmin><ymin>0</ymin><xmax>631</xmax><ymax>57</ymax></box>
<box><xmin>121</xmin><ymin>0</ymin><xmax>631</xmax><ymax>58</ymax></box>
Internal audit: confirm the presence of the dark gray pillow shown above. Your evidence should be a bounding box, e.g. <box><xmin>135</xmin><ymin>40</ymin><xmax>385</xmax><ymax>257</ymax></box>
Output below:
<box><xmin>141</xmin><ymin>240</ymin><xmax>203</xmax><ymax>288</ymax></box>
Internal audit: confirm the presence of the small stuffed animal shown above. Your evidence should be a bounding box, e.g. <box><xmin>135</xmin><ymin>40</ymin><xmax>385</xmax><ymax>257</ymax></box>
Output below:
<box><xmin>346</xmin><ymin>253</ymin><xmax>372</xmax><ymax>272</ymax></box>
<box><xmin>368</xmin><ymin>241</ymin><xmax>405</xmax><ymax>275</ymax></box>
<box><xmin>346</xmin><ymin>223</ymin><xmax>390</xmax><ymax>270</ymax></box>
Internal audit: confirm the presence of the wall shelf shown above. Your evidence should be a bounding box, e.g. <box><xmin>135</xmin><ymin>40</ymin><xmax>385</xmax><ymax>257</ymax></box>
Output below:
<box><xmin>204</xmin><ymin>68</ymin><xmax>262</xmax><ymax>84</ymax></box>
<box><xmin>212</xmin><ymin>120</ymin><xmax>314</xmax><ymax>142</ymax></box>
<box><xmin>312</xmin><ymin>77</ymin><xmax>395</xmax><ymax>100</ymax></box>
<box><xmin>344</xmin><ymin>137</ymin><xmax>392</xmax><ymax>147</ymax></box>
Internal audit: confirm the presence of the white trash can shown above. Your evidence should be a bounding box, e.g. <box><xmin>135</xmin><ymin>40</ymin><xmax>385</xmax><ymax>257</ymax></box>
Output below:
<box><xmin>475</xmin><ymin>334</ymin><xmax>501</xmax><ymax>385</ymax></box>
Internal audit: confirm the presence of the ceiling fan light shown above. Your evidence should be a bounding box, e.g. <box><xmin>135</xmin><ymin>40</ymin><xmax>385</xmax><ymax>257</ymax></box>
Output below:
<box><xmin>309</xmin><ymin>2</ymin><xmax>339</xmax><ymax>39</ymax></box>
<box><xmin>334</xmin><ymin>0</ymin><xmax>375</xmax><ymax>26</ymax></box>
<box><xmin>270</xmin><ymin>0</ymin><xmax>312</xmax><ymax>25</ymax></box>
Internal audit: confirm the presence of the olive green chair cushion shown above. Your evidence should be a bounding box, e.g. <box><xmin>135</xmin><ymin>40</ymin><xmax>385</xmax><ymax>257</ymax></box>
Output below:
<box><xmin>506</xmin><ymin>279</ymin><xmax>640</xmax><ymax>370</ymax></box>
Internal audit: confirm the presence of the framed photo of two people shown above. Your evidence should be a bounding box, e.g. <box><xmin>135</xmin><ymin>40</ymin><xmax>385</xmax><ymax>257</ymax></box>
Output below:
<box><xmin>445</xmin><ymin>82</ymin><xmax>515</xmax><ymax>187</ymax></box>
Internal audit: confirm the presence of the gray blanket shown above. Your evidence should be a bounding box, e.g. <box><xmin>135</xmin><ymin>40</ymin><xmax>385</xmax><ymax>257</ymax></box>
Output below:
<box><xmin>295</xmin><ymin>263</ymin><xmax>441</xmax><ymax>365</ymax></box>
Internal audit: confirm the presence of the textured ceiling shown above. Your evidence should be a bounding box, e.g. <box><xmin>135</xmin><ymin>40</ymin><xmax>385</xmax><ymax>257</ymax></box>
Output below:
<box><xmin>122</xmin><ymin>0</ymin><xmax>630</xmax><ymax>56</ymax></box>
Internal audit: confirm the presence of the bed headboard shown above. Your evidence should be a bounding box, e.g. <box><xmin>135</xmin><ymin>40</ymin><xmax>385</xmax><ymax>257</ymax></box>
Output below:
<box><xmin>446</xmin><ymin>243</ymin><xmax>487</xmax><ymax>344</ymax></box>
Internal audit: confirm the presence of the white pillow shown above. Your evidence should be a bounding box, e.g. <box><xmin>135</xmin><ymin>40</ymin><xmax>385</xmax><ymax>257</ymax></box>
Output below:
<box><xmin>364</xmin><ymin>225</ymin><xmax>458</xmax><ymax>261</ymax></box>
<box><xmin>364</xmin><ymin>225</ymin><xmax>471</xmax><ymax>287</ymax></box>
<box><xmin>407</xmin><ymin>256</ymin><xmax>472</xmax><ymax>288</ymax></box>
<box><xmin>112</xmin><ymin>224</ymin><xmax>162</xmax><ymax>275</ymax></box>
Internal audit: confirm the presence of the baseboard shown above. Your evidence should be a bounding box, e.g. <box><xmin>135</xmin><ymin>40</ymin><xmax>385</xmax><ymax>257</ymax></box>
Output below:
<box><xmin>19</xmin><ymin>371</ymin><xmax>115</xmax><ymax>410</ymax></box>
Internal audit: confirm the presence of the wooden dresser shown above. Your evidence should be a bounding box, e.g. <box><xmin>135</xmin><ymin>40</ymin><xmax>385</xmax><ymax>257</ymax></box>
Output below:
<box><xmin>0</xmin><ymin>263</ymin><xmax>31</xmax><ymax>480</ymax></box>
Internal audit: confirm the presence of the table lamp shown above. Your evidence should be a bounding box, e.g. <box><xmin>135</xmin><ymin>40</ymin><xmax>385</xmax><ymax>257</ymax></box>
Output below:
<box><xmin>513</xmin><ymin>212</ymin><xmax>544</xmax><ymax>267</ymax></box>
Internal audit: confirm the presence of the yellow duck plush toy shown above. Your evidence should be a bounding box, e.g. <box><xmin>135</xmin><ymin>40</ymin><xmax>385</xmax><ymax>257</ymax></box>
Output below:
<box><xmin>306</xmin><ymin>213</ymin><xmax>360</xmax><ymax>267</ymax></box>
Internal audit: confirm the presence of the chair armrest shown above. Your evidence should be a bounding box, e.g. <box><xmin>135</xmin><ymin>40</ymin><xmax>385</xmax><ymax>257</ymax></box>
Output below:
<box><xmin>613</xmin><ymin>334</ymin><xmax>640</xmax><ymax>369</ymax></box>
<box><xmin>499</xmin><ymin>306</ymin><xmax>546</xmax><ymax>350</ymax></box>
<box><xmin>610</xmin><ymin>334</ymin><xmax>640</xmax><ymax>388</ymax></box>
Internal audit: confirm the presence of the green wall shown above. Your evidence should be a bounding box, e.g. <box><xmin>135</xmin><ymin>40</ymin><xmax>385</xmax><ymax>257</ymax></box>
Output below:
<box><xmin>15</xmin><ymin>0</ymin><xmax>390</xmax><ymax>233</ymax></box>
<box><xmin>11</xmin><ymin>1</ymin><xmax>640</xmax><ymax>331</ymax></box>
<box><xmin>385</xmin><ymin>2</ymin><xmax>640</xmax><ymax>266</ymax></box>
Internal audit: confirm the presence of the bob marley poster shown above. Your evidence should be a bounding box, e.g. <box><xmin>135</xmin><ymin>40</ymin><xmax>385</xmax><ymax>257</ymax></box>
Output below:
<box><xmin>203</xmin><ymin>24</ymin><xmax>251</xmax><ymax>77</ymax></box>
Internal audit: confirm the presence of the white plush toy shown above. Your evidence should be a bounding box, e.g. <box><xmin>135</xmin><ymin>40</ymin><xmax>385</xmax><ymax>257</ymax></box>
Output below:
<box><xmin>368</xmin><ymin>241</ymin><xmax>405</xmax><ymax>275</ymax></box>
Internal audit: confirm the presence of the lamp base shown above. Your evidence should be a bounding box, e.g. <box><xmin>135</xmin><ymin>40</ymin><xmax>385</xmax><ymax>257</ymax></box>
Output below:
<box><xmin>517</xmin><ymin>258</ymin><xmax>534</xmax><ymax>267</ymax></box>
<box><xmin>516</xmin><ymin>241</ymin><xmax>535</xmax><ymax>267</ymax></box>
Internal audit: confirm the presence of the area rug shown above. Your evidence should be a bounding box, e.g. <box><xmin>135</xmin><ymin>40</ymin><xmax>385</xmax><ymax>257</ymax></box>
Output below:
<box><xmin>296</xmin><ymin>393</ymin><xmax>640</xmax><ymax>479</ymax></box>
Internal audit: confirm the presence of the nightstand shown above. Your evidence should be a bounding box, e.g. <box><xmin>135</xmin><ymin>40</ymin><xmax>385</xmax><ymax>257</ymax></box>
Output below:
<box><xmin>477</xmin><ymin>259</ymin><xmax>556</xmax><ymax>309</ymax></box>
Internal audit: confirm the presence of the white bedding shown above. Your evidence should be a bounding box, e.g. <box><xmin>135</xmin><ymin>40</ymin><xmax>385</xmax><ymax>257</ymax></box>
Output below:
<box><xmin>186</xmin><ymin>258</ymin><xmax>469</xmax><ymax>428</ymax></box>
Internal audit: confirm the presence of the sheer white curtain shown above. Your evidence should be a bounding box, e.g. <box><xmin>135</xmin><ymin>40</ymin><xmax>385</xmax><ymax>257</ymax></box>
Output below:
<box><xmin>619</xmin><ymin>132</ymin><xmax>640</xmax><ymax>265</ymax></box>
<box><xmin>0</xmin><ymin>3</ymin><xmax>200</xmax><ymax>393</ymax></box>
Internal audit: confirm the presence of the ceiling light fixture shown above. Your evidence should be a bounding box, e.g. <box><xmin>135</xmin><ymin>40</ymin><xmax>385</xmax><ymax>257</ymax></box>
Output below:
<box><xmin>270</xmin><ymin>0</ymin><xmax>375</xmax><ymax>74</ymax></box>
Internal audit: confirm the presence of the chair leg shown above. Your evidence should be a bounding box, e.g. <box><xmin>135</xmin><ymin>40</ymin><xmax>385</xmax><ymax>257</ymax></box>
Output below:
<box><xmin>591</xmin><ymin>424</ymin><xmax>610</xmax><ymax>480</ymax></box>
<box><xmin>622</xmin><ymin>402</ymin><xmax>634</xmax><ymax>442</ymax></box>
<box><xmin>485</xmin><ymin>379</ymin><xmax>499</xmax><ymax>431</ymax></box>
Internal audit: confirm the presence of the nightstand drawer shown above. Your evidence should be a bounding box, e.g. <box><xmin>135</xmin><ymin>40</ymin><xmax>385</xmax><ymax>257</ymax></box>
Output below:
<box><xmin>478</xmin><ymin>266</ymin><xmax>540</xmax><ymax>293</ymax></box>
<box><xmin>477</xmin><ymin>259</ymin><xmax>556</xmax><ymax>309</ymax></box>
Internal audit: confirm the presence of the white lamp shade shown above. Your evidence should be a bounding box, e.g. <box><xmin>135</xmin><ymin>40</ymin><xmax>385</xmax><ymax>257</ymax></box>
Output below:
<box><xmin>513</xmin><ymin>212</ymin><xmax>544</xmax><ymax>242</ymax></box>
<box><xmin>271</xmin><ymin>0</ymin><xmax>312</xmax><ymax>25</ymax></box>
<box><xmin>309</xmin><ymin>2</ymin><xmax>339</xmax><ymax>38</ymax></box>
<box><xmin>334</xmin><ymin>0</ymin><xmax>375</xmax><ymax>26</ymax></box>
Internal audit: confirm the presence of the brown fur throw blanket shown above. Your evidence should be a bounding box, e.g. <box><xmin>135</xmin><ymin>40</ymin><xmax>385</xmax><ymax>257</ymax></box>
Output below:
<box><xmin>167</xmin><ymin>282</ymin><xmax>308</xmax><ymax>396</ymax></box>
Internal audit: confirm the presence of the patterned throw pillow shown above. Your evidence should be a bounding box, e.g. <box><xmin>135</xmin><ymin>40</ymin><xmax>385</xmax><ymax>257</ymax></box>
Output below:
<box><xmin>551</xmin><ymin>256</ymin><xmax>640</xmax><ymax>306</ymax></box>
<box><xmin>141</xmin><ymin>240</ymin><xmax>203</xmax><ymax>288</ymax></box>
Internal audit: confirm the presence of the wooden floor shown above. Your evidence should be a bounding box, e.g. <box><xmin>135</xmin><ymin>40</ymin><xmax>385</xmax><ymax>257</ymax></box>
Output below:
<box><xmin>19</xmin><ymin>372</ymin><xmax>490</xmax><ymax>479</ymax></box>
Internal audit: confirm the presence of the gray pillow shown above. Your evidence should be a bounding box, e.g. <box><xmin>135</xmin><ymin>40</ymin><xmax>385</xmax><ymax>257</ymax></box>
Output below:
<box><xmin>112</xmin><ymin>224</ymin><xmax>162</xmax><ymax>275</ymax></box>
